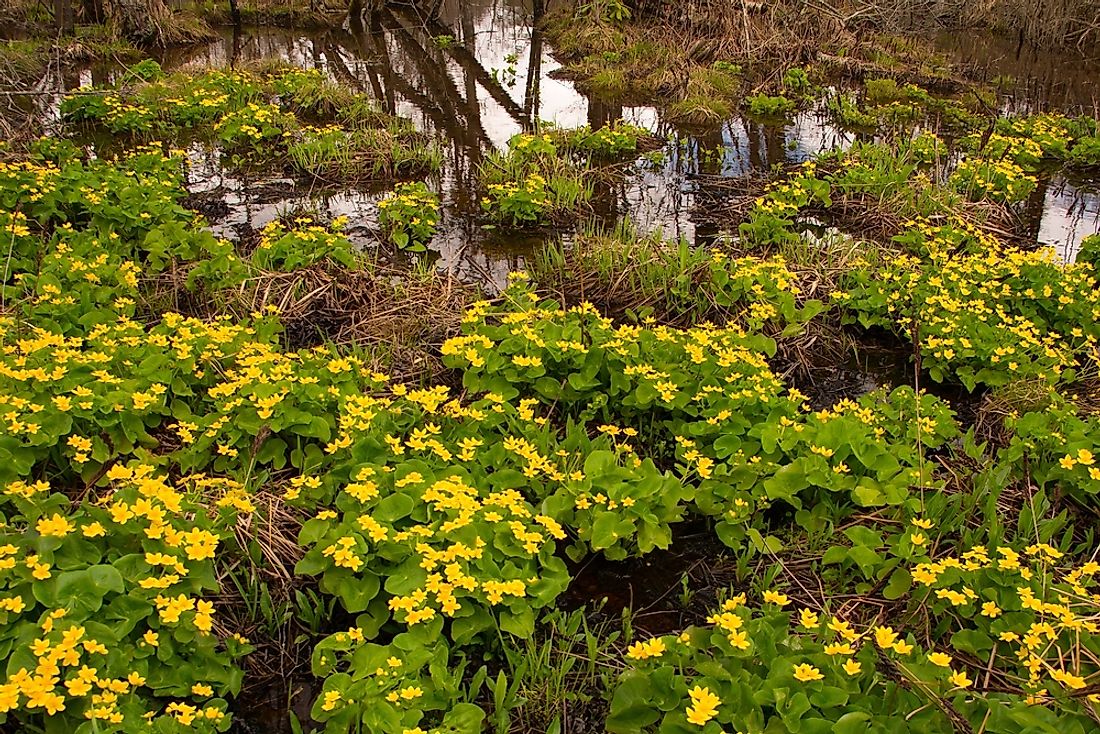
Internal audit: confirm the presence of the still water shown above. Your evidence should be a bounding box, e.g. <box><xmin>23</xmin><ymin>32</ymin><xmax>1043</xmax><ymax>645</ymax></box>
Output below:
<box><xmin>30</xmin><ymin>0</ymin><xmax>1100</xmax><ymax>289</ymax></box>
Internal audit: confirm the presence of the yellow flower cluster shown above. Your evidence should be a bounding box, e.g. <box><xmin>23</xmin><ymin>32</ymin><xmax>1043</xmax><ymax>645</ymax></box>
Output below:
<box><xmin>0</xmin><ymin>608</ymin><xmax>227</xmax><ymax>726</ymax></box>
<box><xmin>685</xmin><ymin>685</ymin><xmax>720</xmax><ymax>725</ymax></box>
<box><xmin>911</xmin><ymin>547</ymin><xmax>1099</xmax><ymax>697</ymax></box>
<box><xmin>626</xmin><ymin>637</ymin><xmax>667</xmax><ymax>660</ymax></box>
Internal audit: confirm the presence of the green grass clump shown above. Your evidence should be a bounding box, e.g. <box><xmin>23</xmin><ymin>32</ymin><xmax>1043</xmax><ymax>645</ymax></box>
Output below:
<box><xmin>0</xmin><ymin>39</ymin><xmax>47</xmax><ymax>81</ymax></box>
<box><xmin>60</xmin><ymin>64</ymin><xmax>439</xmax><ymax>182</ymax></box>
<box><xmin>479</xmin><ymin>131</ymin><xmax>597</xmax><ymax>226</ymax></box>
<box><xmin>745</xmin><ymin>93</ymin><xmax>796</xmax><ymax>120</ymax></box>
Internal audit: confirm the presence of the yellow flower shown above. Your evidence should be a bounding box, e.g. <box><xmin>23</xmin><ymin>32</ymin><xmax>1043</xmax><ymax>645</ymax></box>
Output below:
<box><xmin>793</xmin><ymin>663</ymin><xmax>824</xmax><ymax>682</ymax></box>
<box><xmin>726</xmin><ymin>630</ymin><xmax>750</xmax><ymax>650</ymax></box>
<box><xmin>927</xmin><ymin>652</ymin><xmax>952</xmax><ymax>667</ymax></box>
<box><xmin>82</xmin><ymin>522</ymin><xmax>105</xmax><ymax>538</ymax></box>
<box><xmin>626</xmin><ymin>638</ymin><xmax>667</xmax><ymax>660</ymax></box>
<box><xmin>799</xmin><ymin>609</ymin><xmax>819</xmax><ymax>628</ymax></box>
<box><xmin>873</xmin><ymin>626</ymin><xmax>897</xmax><ymax>649</ymax></box>
<box><xmin>1051</xmin><ymin>669</ymin><xmax>1086</xmax><ymax>689</ymax></box>
<box><xmin>949</xmin><ymin>670</ymin><xmax>972</xmax><ymax>689</ymax></box>
<box><xmin>763</xmin><ymin>590</ymin><xmax>790</xmax><ymax>607</ymax></box>
<box><xmin>685</xmin><ymin>685</ymin><xmax>720</xmax><ymax>726</ymax></box>
<box><xmin>36</xmin><ymin>513</ymin><xmax>74</xmax><ymax>537</ymax></box>
<box><xmin>842</xmin><ymin>659</ymin><xmax>861</xmax><ymax>675</ymax></box>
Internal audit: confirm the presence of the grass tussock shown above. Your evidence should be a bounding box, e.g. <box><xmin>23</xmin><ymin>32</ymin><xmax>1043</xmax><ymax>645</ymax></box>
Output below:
<box><xmin>233</xmin><ymin>261</ymin><xmax>475</xmax><ymax>368</ymax></box>
<box><xmin>197</xmin><ymin>0</ymin><xmax>342</xmax><ymax>28</ymax></box>
<box><xmin>533</xmin><ymin>221</ymin><xmax>711</xmax><ymax>323</ymax></box>
<box><xmin>865</xmin><ymin>0</ymin><xmax>1100</xmax><ymax>50</ymax></box>
<box><xmin>616</xmin><ymin>0</ymin><xmax>850</xmax><ymax>66</ymax></box>
<box><xmin>545</xmin><ymin>4</ymin><xmax>971</xmax><ymax>129</ymax></box>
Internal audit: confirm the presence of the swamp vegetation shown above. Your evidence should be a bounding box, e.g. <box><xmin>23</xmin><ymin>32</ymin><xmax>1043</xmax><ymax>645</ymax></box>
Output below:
<box><xmin>0</xmin><ymin>0</ymin><xmax>1099</xmax><ymax>733</ymax></box>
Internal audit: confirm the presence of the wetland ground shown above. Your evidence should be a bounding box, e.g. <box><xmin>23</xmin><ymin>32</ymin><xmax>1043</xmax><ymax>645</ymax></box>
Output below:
<box><xmin>1</xmin><ymin>1</ymin><xmax>1099</xmax><ymax>733</ymax></box>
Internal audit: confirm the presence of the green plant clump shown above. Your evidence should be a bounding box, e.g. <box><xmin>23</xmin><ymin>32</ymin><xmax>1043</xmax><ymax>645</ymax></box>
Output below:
<box><xmin>378</xmin><ymin>182</ymin><xmax>441</xmax><ymax>251</ymax></box>
<box><xmin>480</xmin><ymin>132</ymin><xmax>593</xmax><ymax>226</ymax></box>
<box><xmin>745</xmin><ymin>93</ymin><xmax>796</xmax><ymax>119</ymax></box>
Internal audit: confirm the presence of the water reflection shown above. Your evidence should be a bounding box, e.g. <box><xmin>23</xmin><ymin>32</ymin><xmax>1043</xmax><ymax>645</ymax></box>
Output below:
<box><xmin>29</xmin><ymin>0</ymin><xmax>1100</xmax><ymax>283</ymax></box>
<box><xmin>1032</xmin><ymin>176</ymin><xmax>1100</xmax><ymax>260</ymax></box>
<box><xmin>933</xmin><ymin>30</ymin><xmax>1100</xmax><ymax>115</ymax></box>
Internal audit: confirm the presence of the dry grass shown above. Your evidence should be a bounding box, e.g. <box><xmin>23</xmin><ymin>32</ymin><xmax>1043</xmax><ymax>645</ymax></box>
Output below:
<box><xmin>198</xmin><ymin>0</ymin><xmax>343</xmax><ymax>29</ymax></box>
<box><xmin>236</xmin><ymin>264</ymin><xmax>471</xmax><ymax>355</ymax></box>
<box><xmin>628</xmin><ymin>0</ymin><xmax>1100</xmax><ymax>51</ymax></box>
<box><xmin>213</xmin><ymin>489</ymin><xmax>315</xmax><ymax>691</ymax></box>
<box><xmin>143</xmin><ymin>258</ymin><xmax>476</xmax><ymax>385</ymax></box>
<box><xmin>533</xmin><ymin>226</ymin><xmax>713</xmax><ymax>326</ymax></box>
<box><xmin>546</xmin><ymin>5</ymin><xmax>844</xmax><ymax>117</ymax></box>
<box><xmin>973</xmin><ymin>378</ymin><xmax>1056</xmax><ymax>447</ymax></box>
<box><xmin>627</xmin><ymin>0</ymin><xmax>850</xmax><ymax>65</ymax></box>
<box><xmin>533</xmin><ymin>223</ymin><xmax>861</xmax><ymax>381</ymax></box>
<box><xmin>864</xmin><ymin>0</ymin><xmax>1100</xmax><ymax>49</ymax></box>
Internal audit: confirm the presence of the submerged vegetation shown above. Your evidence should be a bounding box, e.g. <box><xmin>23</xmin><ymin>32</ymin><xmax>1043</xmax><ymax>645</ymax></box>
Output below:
<box><xmin>1</xmin><ymin>0</ymin><xmax>1099</xmax><ymax>732</ymax></box>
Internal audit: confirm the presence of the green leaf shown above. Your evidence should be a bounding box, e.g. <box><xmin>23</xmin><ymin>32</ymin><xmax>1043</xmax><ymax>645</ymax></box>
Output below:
<box><xmin>606</xmin><ymin>671</ymin><xmax>660</xmax><ymax>733</ymax></box>
<box><xmin>533</xmin><ymin>377</ymin><xmax>563</xmax><ymax>400</ymax></box>
<box><xmin>747</xmin><ymin>528</ymin><xmax>783</xmax><ymax>554</ymax></box>
<box><xmin>375</xmin><ymin>492</ymin><xmax>415</xmax><ymax>522</ymax></box>
<box><xmin>34</xmin><ymin>565</ymin><xmax>124</xmax><ymax>613</ymax></box>
<box><xmin>499</xmin><ymin>605</ymin><xmax>535</xmax><ymax>637</ymax></box>
<box><xmin>851</xmin><ymin>479</ymin><xmax>884</xmax><ymax>506</ymax></box>
<box><xmin>831</xmin><ymin>711</ymin><xmax>871</xmax><ymax>734</ymax></box>
<box><xmin>583</xmin><ymin>450</ymin><xmax>616</xmax><ymax>477</ymax></box>
<box><xmin>590</xmin><ymin>512</ymin><xmax>634</xmax><ymax>550</ymax></box>
<box><xmin>255</xmin><ymin>437</ymin><xmax>288</xmax><ymax>468</ymax></box>
<box><xmin>763</xmin><ymin>464</ymin><xmax>808</xmax><ymax>503</ymax></box>
<box><xmin>441</xmin><ymin>703</ymin><xmax>486</xmax><ymax>733</ymax></box>
<box><xmin>847</xmin><ymin>545</ymin><xmax>884</xmax><ymax>578</ymax></box>
<box><xmin>950</xmin><ymin>628</ymin><xmax>992</xmax><ymax>656</ymax></box>
<box><xmin>333</xmin><ymin>571</ymin><xmax>380</xmax><ymax>613</ymax></box>
<box><xmin>883</xmin><ymin>567</ymin><xmax>912</xmax><ymax>600</ymax></box>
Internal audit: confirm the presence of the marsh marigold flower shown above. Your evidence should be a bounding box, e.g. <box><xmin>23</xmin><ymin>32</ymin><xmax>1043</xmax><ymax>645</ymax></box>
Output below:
<box><xmin>626</xmin><ymin>638</ymin><xmax>667</xmax><ymax>660</ymax></box>
<box><xmin>685</xmin><ymin>685</ymin><xmax>720</xmax><ymax>726</ymax></box>
<box><xmin>793</xmin><ymin>663</ymin><xmax>824</xmax><ymax>682</ymax></box>
<box><xmin>763</xmin><ymin>590</ymin><xmax>790</xmax><ymax>607</ymax></box>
